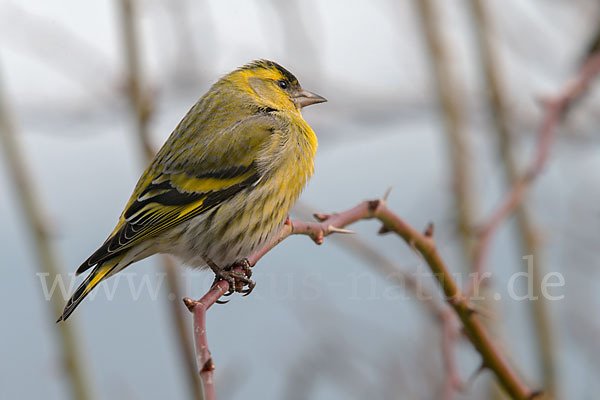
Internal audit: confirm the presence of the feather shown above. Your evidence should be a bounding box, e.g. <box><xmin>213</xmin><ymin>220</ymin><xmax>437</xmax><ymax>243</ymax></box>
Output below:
<box><xmin>75</xmin><ymin>114</ymin><xmax>279</xmax><ymax>275</ymax></box>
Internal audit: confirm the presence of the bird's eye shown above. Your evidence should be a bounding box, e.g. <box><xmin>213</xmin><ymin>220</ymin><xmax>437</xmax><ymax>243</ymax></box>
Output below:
<box><xmin>277</xmin><ymin>80</ymin><xmax>289</xmax><ymax>90</ymax></box>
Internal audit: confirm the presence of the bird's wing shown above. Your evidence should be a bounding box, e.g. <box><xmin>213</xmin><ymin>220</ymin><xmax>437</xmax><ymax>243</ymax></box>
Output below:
<box><xmin>76</xmin><ymin>113</ymin><xmax>279</xmax><ymax>275</ymax></box>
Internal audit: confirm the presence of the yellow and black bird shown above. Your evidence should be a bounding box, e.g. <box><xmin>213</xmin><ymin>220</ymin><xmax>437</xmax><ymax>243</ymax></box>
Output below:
<box><xmin>58</xmin><ymin>60</ymin><xmax>326</xmax><ymax>321</ymax></box>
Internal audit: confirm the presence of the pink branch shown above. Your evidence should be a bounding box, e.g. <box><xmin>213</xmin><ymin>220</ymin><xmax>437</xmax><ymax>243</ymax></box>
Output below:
<box><xmin>182</xmin><ymin>280</ymin><xmax>229</xmax><ymax>400</ymax></box>
<box><xmin>246</xmin><ymin>203</ymin><xmax>367</xmax><ymax>266</ymax></box>
<box><xmin>183</xmin><ymin>197</ymin><xmax>538</xmax><ymax>399</ymax></box>
<box><xmin>467</xmin><ymin>52</ymin><xmax>600</xmax><ymax>297</ymax></box>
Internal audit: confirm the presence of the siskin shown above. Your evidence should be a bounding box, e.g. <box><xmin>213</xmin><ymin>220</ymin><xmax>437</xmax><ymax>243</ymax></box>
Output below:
<box><xmin>58</xmin><ymin>60</ymin><xmax>326</xmax><ymax>321</ymax></box>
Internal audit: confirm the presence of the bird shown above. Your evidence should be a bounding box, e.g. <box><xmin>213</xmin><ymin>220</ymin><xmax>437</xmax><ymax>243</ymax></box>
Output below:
<box><xmin>57</xmin><ymin>60</ymin><xmax>326</xmax><ymax>321</ymax></box>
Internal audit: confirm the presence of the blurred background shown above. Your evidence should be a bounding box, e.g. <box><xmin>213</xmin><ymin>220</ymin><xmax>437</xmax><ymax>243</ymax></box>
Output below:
<box><xmin>1</xmin><ymin>0</ymin><xmax>600</xmax><ymax>399</ymax></box>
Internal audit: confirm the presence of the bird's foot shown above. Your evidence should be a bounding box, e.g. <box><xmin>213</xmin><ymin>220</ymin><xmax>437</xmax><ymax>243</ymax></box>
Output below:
<box><xmin>234</xmin><ymin>258</ymin><xmax>253</xmax><ymax>281</ymax></box>
<box><xmin>209</xmin><ymin>258</ymin><xmax>255</xmax><ymax>303</ymax></box>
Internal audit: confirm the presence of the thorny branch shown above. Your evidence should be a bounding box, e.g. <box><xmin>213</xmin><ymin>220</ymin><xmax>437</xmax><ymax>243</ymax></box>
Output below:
<box><xmin>183</xmin><ymin>281</ymin><xmax>229</xmax><ymax>400</ymax></box>
<box><xmin>466</xmin><ymin>51</ymin><xmax>600</xmax><ymax>298</ymax></box>
<box><xmin>414</xmin><ymin>0</ymin><xmax>479</xmax><ymax>261</ymax></box>
<box><xmin>184</xmin><ymin>197</ymin><xmax>539</xmax><ymax>400</ymax></box>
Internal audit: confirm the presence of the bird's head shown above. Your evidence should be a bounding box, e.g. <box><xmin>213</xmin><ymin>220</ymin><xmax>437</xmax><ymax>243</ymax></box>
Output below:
<box><xmin>227</xmin><ymin>60</ymin><xmax>326</xmax><ymax>112</ymax></box>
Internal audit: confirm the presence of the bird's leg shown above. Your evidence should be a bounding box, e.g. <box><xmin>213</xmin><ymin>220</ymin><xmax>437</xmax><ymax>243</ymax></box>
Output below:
<box><xmin>206</xmin><ymin>256</ymin><xmax>255</xmax><ymax>300</ymax></box>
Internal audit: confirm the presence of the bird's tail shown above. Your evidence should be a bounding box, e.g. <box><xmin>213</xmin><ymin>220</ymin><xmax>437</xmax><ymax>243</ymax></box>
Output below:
<box><xmin>56</xmin><ymin>255</ymin><xmax>125</xmax><ymax>322</ymax></box>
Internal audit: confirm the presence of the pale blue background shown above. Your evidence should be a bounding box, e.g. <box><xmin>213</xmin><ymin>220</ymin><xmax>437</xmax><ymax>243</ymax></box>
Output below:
<box><xmin>1</xmin><ymin>1</ymin><xmax>600</xmax><ymax>399</ymax></box>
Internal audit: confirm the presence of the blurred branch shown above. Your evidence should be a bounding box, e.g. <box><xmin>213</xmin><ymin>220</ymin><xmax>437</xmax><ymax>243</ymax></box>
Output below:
<box><xmin>467</xmin><ymin>0</ymin><xmax>557</xmax><ymax>397</ymax></box>
<box><xmin>182</xmin><ymin>285</ymin><xmax>228</xmax><ymax>400</ymax></box>
<box><xmin>412</xmin><ymin>1</ymin><xmax>482</xmax><ymax>396</ymax></box>
<box><xmin>118</xmin><ymin>0</ymin><xmax>155</xmax><ymax>157</ymax></box>
<box><xmin>117</xmin><ymin>1</ymin><xmax>203</xmax><ymax>399</ymax></box>
<box><xmin>186</xmin><ymin>197</ymin><xmax>539</xmax><ymax>400</ymax></box>
<box><xmin>467</xmin><ymin>50</ymin><xmax>600</xmax><ymax>299</ymax></box>
<box><xmin>413</xmin><ymin>0</ymin><xmax>479</xmax><ymax>260</ymax></box>
<box><xmin>0</xmin><ymin>68</ymin><xmax>95</xmax><ymax>399</ymax></box>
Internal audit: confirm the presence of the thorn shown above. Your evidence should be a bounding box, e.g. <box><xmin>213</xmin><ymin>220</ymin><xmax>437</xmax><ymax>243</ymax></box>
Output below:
<box><xmin>183</xmin><ymin>297</ymin><xmax>197</xmax><ymax>312</ymax></box>
<box><xmin>424</xmin><ymin>222</ymin><xmax>434</xmax><ymax>237</ymax></box>
<box><xmin>313</xmin><ymin>213</ymin><xmax>329</xmax><ymax>222</ymax></box>
<box><xmin>328</xmin><ymin>225</ymin><xmax>355</xmax><ymax>234</ymax></box>
<box><xmin>378</xmin><ymin>225</ymin><xmax>391</xmax><ymax>234</ymax></box>
<box><xmin>368</xmin><ymin>199</ymin><xmax>380</xmax><ymax>211</ymax></box>
<box><xmin>201</xmin><ymin>358</ymin><xmax>215</xmax><ymax>372</ymax></box>
<box><xmin>383</xmin><ymin>186</ymin><xmax>392</xmax><ymax>201</ymax></box>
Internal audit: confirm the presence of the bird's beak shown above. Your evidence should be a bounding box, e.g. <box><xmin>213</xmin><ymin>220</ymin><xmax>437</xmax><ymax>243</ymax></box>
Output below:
<box><xmin>292</xmin><ymin>89</ymin><xmax>327</xmax><ymax>108</ymax></box>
